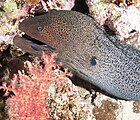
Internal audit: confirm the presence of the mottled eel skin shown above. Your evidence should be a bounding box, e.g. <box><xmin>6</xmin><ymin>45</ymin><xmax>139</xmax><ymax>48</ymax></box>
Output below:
<box><xmin>13</xmin><ymin>10</ymin><xmax>140</xmax><ymax>100</ymax></box>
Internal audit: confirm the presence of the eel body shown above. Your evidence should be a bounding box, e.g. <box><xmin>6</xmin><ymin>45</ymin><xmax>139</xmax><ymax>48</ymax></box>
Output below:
<box><xmin>13</xmin><ymin>10</ymin><xmax>140</xmax><ymax>100</ymax></box>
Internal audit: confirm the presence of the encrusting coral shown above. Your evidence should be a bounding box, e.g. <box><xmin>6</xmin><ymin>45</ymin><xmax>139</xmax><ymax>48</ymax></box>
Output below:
<box><xmin>86</xmin><ymin>0</ymin><xmax>140</xmax><ymax>48</ymax></box>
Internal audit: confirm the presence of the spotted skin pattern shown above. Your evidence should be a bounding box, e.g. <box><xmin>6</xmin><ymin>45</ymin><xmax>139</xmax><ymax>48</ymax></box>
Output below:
<box><xmin>14</xmin><ymin>10</ymin><xmax>140</xmax><ymax>100</ymax></box>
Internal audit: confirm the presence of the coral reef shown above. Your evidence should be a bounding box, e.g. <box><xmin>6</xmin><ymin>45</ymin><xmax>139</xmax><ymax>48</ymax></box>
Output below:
<box><xmin>0</xmin><ymin>52</ymin><xmax>60</xmax><ymax>119</ymax></box>
<box><xmin>86</xmin><ymin>0</ymin><xmax>140</xmax><ymax>49</ymax></box>
<box><xmin>0</xmin><ymin>0</ymin><xmax>140</xmax><ymax>120</ymax></box>
<box><xmin>93</xmin><ymin>93</ymin><xmax>140</xmax><ymax>120</ymax></box>
<box><xmin>0</xmin><ymin>51</ymin><xmax>94</xmax><ymax>120</ymax></box>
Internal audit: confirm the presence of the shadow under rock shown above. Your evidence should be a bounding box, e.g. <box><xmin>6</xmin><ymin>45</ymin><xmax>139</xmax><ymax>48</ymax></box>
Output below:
<box><xmin>72</xmin><ymin>0</ymin><xmax>89</xmax><ymax>14</ymax></box>
<box><xmin>0</xmin><ymin>44</ymin><xmax>33</xmax><ymax>83</ymax></box>
<box><xmin>71</xmin><ymin>75</ymin><xmax>126</xmax><ymax>101</ymax></box>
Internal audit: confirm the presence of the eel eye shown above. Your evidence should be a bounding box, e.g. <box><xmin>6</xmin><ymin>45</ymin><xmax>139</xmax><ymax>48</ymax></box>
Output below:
<box><xmin>37</xmin><ymin>25</ymin><xmax>44</xmax><ymax>32</ymax></box>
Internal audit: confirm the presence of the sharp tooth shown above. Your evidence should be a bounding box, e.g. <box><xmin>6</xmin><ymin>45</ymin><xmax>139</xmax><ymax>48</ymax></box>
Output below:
<box><xmin>19</xmin><ymin>32</ymin><xmax>25</xmax><ymax>37</ymax></box>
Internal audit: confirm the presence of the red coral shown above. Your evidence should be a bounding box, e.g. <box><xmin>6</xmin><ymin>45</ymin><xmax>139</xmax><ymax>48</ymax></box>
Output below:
<box><xmin>0</xmin><ymin>52</ymin><xmax>62</xmax><ymax>120</ymax></box>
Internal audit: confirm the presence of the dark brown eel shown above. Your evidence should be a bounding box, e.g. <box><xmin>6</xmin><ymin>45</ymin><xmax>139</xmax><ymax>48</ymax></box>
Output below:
<box><xmin>13</xmin><ymin>10</ymin><xmax>140</xmax><ymax>100</ymax></box>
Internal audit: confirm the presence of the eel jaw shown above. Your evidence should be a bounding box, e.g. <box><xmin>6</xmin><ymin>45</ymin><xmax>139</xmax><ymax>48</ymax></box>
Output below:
<box><xmin>13</xmin><ymin>34</ymin><xmax>56</xmax><ymax>56</ymax></box>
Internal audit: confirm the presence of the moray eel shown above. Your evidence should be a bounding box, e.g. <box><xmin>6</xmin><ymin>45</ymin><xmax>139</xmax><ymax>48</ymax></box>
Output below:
<box><xmin>13</xmin><ymin>10</ymin><xmax>140</xmax><ymax>100</ymax></box>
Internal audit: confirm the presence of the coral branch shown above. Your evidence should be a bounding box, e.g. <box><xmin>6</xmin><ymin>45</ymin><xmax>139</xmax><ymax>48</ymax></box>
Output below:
<box><xmin>0</xmin><ymin>52</ymin><xmax>62</xmax><ymax>120</ymax></box>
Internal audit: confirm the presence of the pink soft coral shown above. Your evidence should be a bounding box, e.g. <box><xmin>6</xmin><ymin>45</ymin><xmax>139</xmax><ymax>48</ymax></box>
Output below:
<box><xmin>0</xmin><ymin>52</ymin><xmax>63</xmax><ymax>120</ymax></box>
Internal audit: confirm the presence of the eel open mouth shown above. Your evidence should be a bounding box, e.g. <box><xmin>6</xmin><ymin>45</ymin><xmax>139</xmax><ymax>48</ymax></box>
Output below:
<box><xmin>13</xmin><ymin>33</ymin><xmax>56</xmax><ymax>55</ymax></box>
